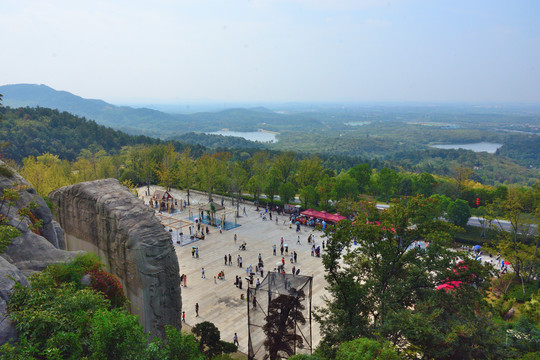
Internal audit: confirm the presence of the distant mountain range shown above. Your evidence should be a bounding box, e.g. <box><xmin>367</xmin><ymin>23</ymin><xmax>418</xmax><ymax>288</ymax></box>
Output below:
<box><xmin>0</xmin><ymin>84</ymin><xmax>320</xmax><ymax>138</ymax></box>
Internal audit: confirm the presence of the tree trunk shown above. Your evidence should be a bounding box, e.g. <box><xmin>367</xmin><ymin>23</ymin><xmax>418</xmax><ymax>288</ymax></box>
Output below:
<box><xmin>503</xmin><ymin>272</ymin><xmax>516</xmax><ymax>294</ymax></box>
<box><xmin>187</xmin><ymin>188</ymin><xmax>191</xmax><ymax>206</ymax></box>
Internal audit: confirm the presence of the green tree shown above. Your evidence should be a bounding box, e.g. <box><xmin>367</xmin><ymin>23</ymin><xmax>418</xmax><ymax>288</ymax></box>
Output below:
<box><xmin>279</xmin><ymin>182</ymin><xmax>296</xmax><ymax>205</ymax></box>
<box><xmin>488</xmin><ymin>188</ymin><xmax>540</xmax><ymax>293</ymax></box>
<box><xmin>177</xmin><ymin>148</ymin><xmax>196</xmax><ymax>205</ymax></box>
<box><xmin>78</xmin><ymin>144</ymin><xmax>108</xmax><ymax>180</ymax></box>
<box><xmin>197</xmin><ymin>154</ymin><xmax>227</xmax><ymax>202</ymax></box>
<box><xmin>271</xmin><ymin>152</ymin><xmax>297</xmax><ymax>183</ymax></box>
<box><xmin>88</xmin><ymin>308</ymin><xmax>147</xmax><ymax>360</ymax></box>
<box><xmin>299</xmin><ymin>185</ymin><xmax>317</xmax><ymax>209</ymax></box>
<box><xmin>348</xmin><ymin>163</ymin><xmax>371</xmax><ymax>193</ymax></box>
<box><xmin>376</xmin><ymin>168</ymin><xmax>399</xmax><ymax>201</ymax></box>
<box><xmin>265</xmin><ymin>168</ymin><xmax>281</xmax><ymax>205</ymax></box>
<box><xmin>20</xmin><ymin>153</ymin><xmax>73</xmax><ymax>196</ymax></box>
<box><xmin>296</xmin><ymin>157</ymin><xmax>323</xmax><ymax>189</ymax></box>
<box><xmin>316</xmin><ymin>175</ymin><xmax>335</xmax><ymax>209</ymax></box>
<box><xmin>315</xmin><ymin>196</ymin><xmax>496</xmax><ymax>357</ymax></box>
<box><xmin>192</xmin><ymin>321</ymin><xmax>236</xmax><ymax>359</ymax></box>
<box><xmin>335</xmin><ymin>338</ymin><xmax>399</xmax><ymax>360</ymax></box>
<box><xmin>146</xmin><ymin>326</ymin><xmax>204</xmax><ymax>360</ymax></box>
<box><xmin>228</xmin><ymin>162</ymin><xmax>248</xmax><ymax>214</ymax></box>
<box><xmin>248</xmin><ymin>151</ymin><xmax>270</xmax><ymax>208</ymax></box>
<box><xmin>397</xmin><ymin>177</ymin><xmax>414</xmax><ymax>196</ymax></box>
<box><xmin>446</xmin><ymin>199</ymin><xmax>471</xmax><ymax>228</ymax></box>
<box><xmin>156</xmin><ymin>143</ymin><xmax>179</xmax><ymax>191</ymax></box>
<box><xmin>333</xmin><ymin>171</ymin><xmax>358</xmax><ymax>200</ymax></box>
<box><xmin>452</xmin><ymin>166</ymin><xmax>473</xmax><ymax>196</ymax></box>
<box><xmin>415</xmin><ymin>172</ymin><xmax>437</xmax><ymax>196</ymax></box>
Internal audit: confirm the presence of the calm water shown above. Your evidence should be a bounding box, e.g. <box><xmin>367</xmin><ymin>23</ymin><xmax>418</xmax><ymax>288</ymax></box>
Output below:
<box><xmin>431</xmin><ymin>142</ymin><xmax>503</xmax><ymax>153</ymax></box>
<box><xmin>206</xmin><ymin>130</ymin><xmax>277</xmax><ymax>142</ymax></box>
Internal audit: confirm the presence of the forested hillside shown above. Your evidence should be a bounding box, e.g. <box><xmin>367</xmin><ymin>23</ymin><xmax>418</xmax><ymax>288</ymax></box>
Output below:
<box><xmin>0</xmin><ymin>106</ymin><xmax>204</xmax><ymax>162</ymax></box>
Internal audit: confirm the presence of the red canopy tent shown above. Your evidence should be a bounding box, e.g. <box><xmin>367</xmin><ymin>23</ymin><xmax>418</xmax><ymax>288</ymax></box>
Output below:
<box><xmin>300</xmin><ymin>209</ymin><xmax>346</xmax><ymax>223</ymax></box>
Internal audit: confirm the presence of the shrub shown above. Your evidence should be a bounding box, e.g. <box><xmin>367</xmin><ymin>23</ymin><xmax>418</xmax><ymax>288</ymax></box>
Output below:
<box><xmin>0</xmin><ymin>164</ymin><xmax>14</xmax><ymax>178</ymax></box>
<box><xmin>89</xmin><ymin>268</ymin><xmax>126</xmax><ymax>308</ymax></box>
<box><xmin>47</xmin><ymin>252</ymin><xmax>101</xmax><ymax>286</ymax></box>
<box><xmin>507</xmin><ymin>281</ymin><xmax>540</xmax><ymax>303</ymax></box>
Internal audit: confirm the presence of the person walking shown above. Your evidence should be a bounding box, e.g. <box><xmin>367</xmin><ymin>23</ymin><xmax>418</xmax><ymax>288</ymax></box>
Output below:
<box><xmin>294</xmin><ymin>251</ymin><xmax>298</xmax><ymax>263</ymax></box>
<box><xmin>253</xmin><ymin>296</ymin><xmax>257</xmax><ymax>309</ymax></box>
<box><xmin>201</xmin><ymin>267</ymin><xmax>206</xmax><ymax>278</ymax></box>
<box><xmin>234</xmin><ymin>333</ymin><xmax>239</xmax><ymax>346</ymax></box>
<box><xmin>297</xmin><ymin>235</ymin><xmax>301</xmax><ymax>245</ymax></box>
<box><xmin>224</xmin><ymin>254</ymin><xmax>228</xmax><ymax>265</ymax></box>
<box><xmin>237</xmin><ymin>255</ymin><xmax>240</xmax><ymax>267</ymax></box>
<box><xmin>239</xmin><ymin>256</ymin><xmax>243</xmax><ymax>268</ymax></box>
<box><xmin>273</xmin><ymin>244</ymin><xmax>276</xmax><ymax>256</ymax></box>
<box><xmin>195</xmin><ymin>303</ymin><xmax>199</xmax><ymax>317</ymax></box>
<box><xmin>243</xmin><ymin>206</ymin><xmax>247</xmax><ymax>216</ymax></box>
<box><xmin>182</xmin><ymin>311</ymin><xmax>186</xmax><ymax>322</ymax></box>
<box><xmin>234</xmin><ymin>234</ymin><xmax>237</xmax><ymax>243</ymax></box>
<box><xmin>281</xmin><ymin>257</ymin><xmax>285</xmax><ymax>266</ymax></box>
<box><xmin>183</xmin><ymin>274</ymin><xmax>187</xmax><ymax>287</ymax></box>
<box><xmin>280</xmin><ymin>245</ymin><xmax>284</xmax><ymax>255</ymax></box>
<box><xmin>228</xmin><ymin>254</ymin><xmax>232</xmax><ymax>265</ymax></box>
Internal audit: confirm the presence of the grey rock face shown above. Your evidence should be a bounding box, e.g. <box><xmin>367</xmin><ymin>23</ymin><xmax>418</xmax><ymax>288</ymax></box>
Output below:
<box><xmin>0</xmin><ymin>257</ymin><xmax>28</xmax><ymax>344</ymax></box>
<box><xmin>53</xmin><ymin>221</ymin><xmax>66</xmax><ymax>250</ymax></box>
<box><xmin>49</xmin><ymin>178</ymin><xmax>182</xmax><ymax>337</ymax></box>
<box><xmin>0</xmin><ymin>161</ymin><xmax>79</xmax><ymax>345</ymax></box>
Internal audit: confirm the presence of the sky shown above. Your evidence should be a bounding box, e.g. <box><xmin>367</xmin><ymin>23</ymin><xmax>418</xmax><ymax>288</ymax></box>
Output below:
<box><xmin>1</xmin><ymin>0</ymin><xmax>539</xmax><ymax>104</ymax></box>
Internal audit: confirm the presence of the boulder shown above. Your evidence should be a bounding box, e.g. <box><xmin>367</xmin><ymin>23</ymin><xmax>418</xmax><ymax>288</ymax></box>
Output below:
<box><xmin>0</xmin><ymin>160</ymin><xmax>84</xmax><ymax>345</ymax></box>
<box><xmin>49</xmin><ymin>178</ymin><xmax>182</xmax><ymax>338</ymax></box>
<box><xmin>0</xmin><ymin>257</ymin><xmax>28</xmax><ymax>344</ymax></box>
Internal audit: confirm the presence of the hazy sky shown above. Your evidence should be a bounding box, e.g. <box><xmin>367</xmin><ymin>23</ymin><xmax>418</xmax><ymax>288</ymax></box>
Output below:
<box><xmin>1</xmin><ymin>0</ymin><xmax>539</xmax><ymax>103</ymax></box>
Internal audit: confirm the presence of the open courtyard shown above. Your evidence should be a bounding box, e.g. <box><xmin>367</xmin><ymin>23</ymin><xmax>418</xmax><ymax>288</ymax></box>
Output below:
<box><xmin>138</xmin><ymin>186</ymin><xmax>330</xmax><ymax>355</ymax></box>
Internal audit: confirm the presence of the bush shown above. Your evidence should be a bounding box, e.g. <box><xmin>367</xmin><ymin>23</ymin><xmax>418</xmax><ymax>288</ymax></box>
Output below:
<box><xmin>2</xmin><ymin>256</ymin><xmax>136</xmax><ymax>359</ymax></box>
<box><xmin>147</xmin><ymin>326</ymin><xmax>204</xmax><ymax>360</ymax></box>
<box><xmin>0</xmin><ymin>164</ymin><xmax>14</xmax><ymax>178</ymax></box>
<box><xmin>89</xmin><ymin>308</ymin><xmax>147</xmax><ymax>360</ymax></box>
<box><xmin>507</xmin><ymin>281</ymin><xmax>540</xmax><ymax>303</ymax></box>
<box><xmin>89</xmin><ymin>268</ymin><xmax>126</xmax><ymax>308</ymax></box>
<box><xmin>47</xmin><ymin>252</ymin><xmax>101</xmax><ymax>286</ymax></box>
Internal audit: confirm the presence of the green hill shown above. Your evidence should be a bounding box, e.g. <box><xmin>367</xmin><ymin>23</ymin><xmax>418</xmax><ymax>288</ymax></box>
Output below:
<box><xmin>0</xmin><ymin>106</ymin><xmax>203</xmax><ymax>162</ymax></box>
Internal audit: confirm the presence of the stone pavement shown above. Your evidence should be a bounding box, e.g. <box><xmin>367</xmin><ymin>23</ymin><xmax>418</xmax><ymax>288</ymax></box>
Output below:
<box><xmin>139</xmin><ymin>187</ymin><xmax>329</xmax><ymax>355</ymax></box>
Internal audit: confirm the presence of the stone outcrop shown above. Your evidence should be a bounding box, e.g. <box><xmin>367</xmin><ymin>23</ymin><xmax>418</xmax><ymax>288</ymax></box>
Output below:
<box><xmin>0</xmin><ymin>161</ymin><xmax>79</xmax><ymax>345</ymax></box>
<box><xmin>49</xmin><ymin>178</ymin><xmax>182</xmax><ymax>337</ymax></box>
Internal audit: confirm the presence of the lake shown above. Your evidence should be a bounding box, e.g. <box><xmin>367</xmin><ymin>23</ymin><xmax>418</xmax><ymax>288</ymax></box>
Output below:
<box><xmin>205</xmin><ymin>130</ymin><xmax>277</xmax><ymax>143</ymax></box>
<box><xmin>430</xmin><ymin>142</ymin><xmax>503</xmax><ymax>153</ymax></box>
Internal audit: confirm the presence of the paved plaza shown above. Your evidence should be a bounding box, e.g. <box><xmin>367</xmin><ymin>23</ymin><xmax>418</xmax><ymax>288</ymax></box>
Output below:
<box><xmin>138</xmin><ymin>186</ymin><xmax>330</xmax><ymax>355</ymax></box>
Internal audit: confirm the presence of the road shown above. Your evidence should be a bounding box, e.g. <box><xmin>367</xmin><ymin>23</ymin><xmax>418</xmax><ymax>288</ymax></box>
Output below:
<box><xmin>467</xmin><ymin>216</ymin><xmax>537</xmax><ymax>235</ymax></box>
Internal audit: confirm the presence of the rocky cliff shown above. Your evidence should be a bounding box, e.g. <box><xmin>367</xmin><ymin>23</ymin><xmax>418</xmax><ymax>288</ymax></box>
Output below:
<box><xmin>0</xmin><ymin>161</ymin><xmax>78</xmax><ymax>344</ymax></box>
<box><xmin>49</xmin><ymin>178</ymin><xmax>182</xmax><ymax>337</ymax></box>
